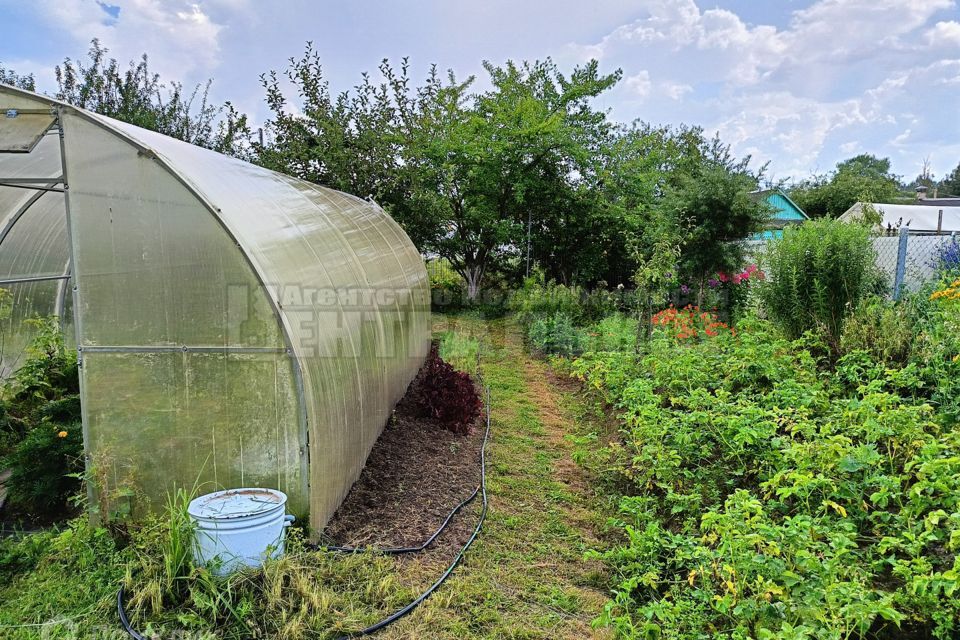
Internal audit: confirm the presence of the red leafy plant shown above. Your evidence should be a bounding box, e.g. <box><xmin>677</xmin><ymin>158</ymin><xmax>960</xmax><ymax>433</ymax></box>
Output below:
<box><xmin>412</xmin><ymin>343</ymin><xmax>482</xmax><ymax>435</ymax></box>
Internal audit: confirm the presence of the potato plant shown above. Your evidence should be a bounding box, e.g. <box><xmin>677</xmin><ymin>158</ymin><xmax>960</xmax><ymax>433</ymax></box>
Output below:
<box><xmin>571</xmin><ymin>302</ymin><xmax>960</xmax><ymax>639</ymax></box>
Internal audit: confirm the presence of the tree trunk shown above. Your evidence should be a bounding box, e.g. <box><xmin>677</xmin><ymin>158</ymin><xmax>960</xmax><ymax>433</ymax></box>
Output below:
<box><xmin>464</xmin><ymin>267</ymin><xmax>483</xmax><ymax>301</ymax></box>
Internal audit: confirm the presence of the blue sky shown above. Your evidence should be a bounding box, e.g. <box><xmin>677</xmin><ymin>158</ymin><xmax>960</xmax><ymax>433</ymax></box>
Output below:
<box><xmin>2</xmin><ymin>0</ymin><xmax>959</xmax><ymax>183</ymax></box>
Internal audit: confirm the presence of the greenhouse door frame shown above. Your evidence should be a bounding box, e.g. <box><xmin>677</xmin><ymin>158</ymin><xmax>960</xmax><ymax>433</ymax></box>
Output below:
<box><xmin>0</xmin><ymin>112</ymin><xmax>72</xmax><ymax>324</ymax></box>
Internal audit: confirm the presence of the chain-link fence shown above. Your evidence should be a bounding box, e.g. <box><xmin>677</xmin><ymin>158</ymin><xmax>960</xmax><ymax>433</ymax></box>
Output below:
<box><xmin>745</xmin><ymin>230</ymin><xmax>958</xmax><ymax>301</ymax></box>
<box><xmin>873</xmin><ymin>230</ymin><xmax>958</xmax><ymax>299</ymax></box>
<box><xmin>424</xmin><ymin>257</ymin><xmax>461</xmax><ymax>285</ymax></box>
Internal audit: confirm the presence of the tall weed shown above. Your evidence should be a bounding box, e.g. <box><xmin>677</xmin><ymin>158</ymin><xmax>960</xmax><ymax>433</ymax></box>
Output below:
<box><xmin>761</xmin><ymin>218</ymin><xmax>881</xmax><ymax>349</ymax></box>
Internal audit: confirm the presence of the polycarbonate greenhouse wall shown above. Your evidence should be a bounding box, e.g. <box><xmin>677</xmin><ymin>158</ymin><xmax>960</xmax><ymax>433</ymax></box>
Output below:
<box><xmin>0</xmin><ymin>84</ymin><xmax>430</xmax><ymax>532</ymax></box>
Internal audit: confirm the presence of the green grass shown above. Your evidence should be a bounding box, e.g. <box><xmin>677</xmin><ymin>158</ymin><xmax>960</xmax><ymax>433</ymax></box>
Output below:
<box><xmin>0</xmin><ymin>314</ymin><xmax>613</xmax><ymax>639</ymax></box>
<box><xmin>438</xmin><ymin>327</ymin><xmax>481</xmax><ymax>374</ymax></box>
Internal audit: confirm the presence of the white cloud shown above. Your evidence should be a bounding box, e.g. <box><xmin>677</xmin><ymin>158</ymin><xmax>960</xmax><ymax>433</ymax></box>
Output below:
<box><xmin>624</xmin><ymin>69</ymin><xmax>692</xmax><ymax>101</ymax></box>
<box><xmin>662</xmin><ymin>80</ymin><xmax>692</xmax><ymax>99</ymax></box>
<box><xmin>891</xmin><ymin>128</ymin><xmax>913</xmax><ymax>146</ymax></box>
<box><xmin>625</xmin><ymin>70</ymin><xmax>652</xmax><ymax>97</ymax></box>
<box><xmin>926</xmin><ymin>20</ymin><xmax>960</xmax><ymax>45</ymax></box>
<box><xmin>33</xmin><ymin>0</ymin><xmax>225</xmax><ymax>81</ymax></box>
<box><xmin>840</xmin><ymin>141</ymin><xmax>860</xmax><ymax>154</ymax></box>
<box><xmin>709</xmin><ymin>91</ymin><xmax>866</xmax><ymax>176</ymax></box>
<box><xmin>569</xmin><ymin>0</ymin><xmax>960</xmax><ymax>176</ymax></box>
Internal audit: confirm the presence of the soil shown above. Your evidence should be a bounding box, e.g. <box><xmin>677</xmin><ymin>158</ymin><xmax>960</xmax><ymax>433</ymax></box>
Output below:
<box><xmin>320</xmin><ymin>370</ymin><xmax>485</xmax><ymax>557</ymax></box>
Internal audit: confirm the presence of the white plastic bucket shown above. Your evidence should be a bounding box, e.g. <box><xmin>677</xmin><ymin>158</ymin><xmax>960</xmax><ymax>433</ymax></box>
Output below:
<box><xmin>187</xmin><ymin>488</ymin><xmax>294</xmax><ymax>576</ymax></box>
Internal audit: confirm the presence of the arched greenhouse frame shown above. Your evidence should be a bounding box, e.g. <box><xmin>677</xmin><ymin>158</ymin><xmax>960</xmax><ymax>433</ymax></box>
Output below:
<box><xmin>0</xmin><ymin>84</ymin><xmax>430</xmax><ymax>533</ymax></box>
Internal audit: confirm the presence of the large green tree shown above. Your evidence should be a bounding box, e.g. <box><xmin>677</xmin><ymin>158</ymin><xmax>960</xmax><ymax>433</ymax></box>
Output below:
<box><xmin>789</xmin><ymin>153</ymin><xmax>901</xmax><ymax>218</ymax></box>
<box><xmin>259</xmin><ymin>52</ymin><xmax>620</xmax><ymax>298</ymax></box>
<box><xmin>3</xmin><ymin>41</ymin><xmax>248</xmax><ymax>155</ymax></box>
<box><xmin>55</xmin><ymin>40</ymin><xmax>249</xmax><ymax>155</ymax></box>
<box><xmin>599</xmin><ymin>123</ymin><xmax>721</xmax><ymax>286</ymax></box>
<box><xmin>440</xmin><ymin>59</ymin><xmax>619</xmax><ymax>293</ymax></box>
<box><xmin>940</xmin><ymin>161</ymin><xmax>960</xmax><ymax>197</ymax></box>
<box><xmin>653</xmin><ymin>137</ymin><xmax>770</xmax><ymax>299</ymax></box>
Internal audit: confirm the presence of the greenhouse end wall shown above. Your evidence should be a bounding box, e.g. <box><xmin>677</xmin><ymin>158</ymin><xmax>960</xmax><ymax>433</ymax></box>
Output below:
<box><xmin>61</xmin><ymin>111</ymin><xmax>308</xmax><ymax>518</ymax></box>
<box><xmin>2</xmin><ymin>83</ymin><xmax>430</xmax><ymax>533</ymax></box>
<box><xmin>59</xmin><ymin>105</ymin><xmax>430</xmax><ymax>533</ymax></box>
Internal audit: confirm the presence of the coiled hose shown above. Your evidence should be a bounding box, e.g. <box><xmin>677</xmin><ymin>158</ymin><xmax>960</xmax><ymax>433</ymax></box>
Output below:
<box><xmin>119</xmin><ymin>384</ymin><xmax>491</xmax><ymax>639</ymax></box>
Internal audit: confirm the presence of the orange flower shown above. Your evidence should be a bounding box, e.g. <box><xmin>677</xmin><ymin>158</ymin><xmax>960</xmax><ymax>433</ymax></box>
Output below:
<box><xmin>57</xmin><ymin>430</ymin><xmax>68</xmax><ymax>438</ymax></box>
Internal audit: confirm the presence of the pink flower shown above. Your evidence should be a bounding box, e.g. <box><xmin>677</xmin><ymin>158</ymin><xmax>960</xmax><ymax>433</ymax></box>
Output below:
<box><xmin>718</xmin><ymin>272</ymin><xmax>729</xmax><ymax>283</ymax></box>
<box><xmin>732</xmin><ymin>274</ymin><xmax>742</xmax><ymax>285</ymax></box>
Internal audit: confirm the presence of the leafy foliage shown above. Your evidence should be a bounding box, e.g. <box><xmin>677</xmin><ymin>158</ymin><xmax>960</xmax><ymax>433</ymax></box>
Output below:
<box><xmin>1</xmin><ymin>318</ymin><xmax>82</xmax><ymax>520</ymax></box>
<box><xmin>761</xmin><ymin>218</ymin><xmax>881</xmax><ymax>348</ymax></box>
<box><xmin>509</xmin><ymin>276</ymin><xmax>588</xmax><ymax>328</ymax></box>
<box><xmin>940</xmin><ymin>161</ymin><xmax>960</xmax><ymax>197</ymax></box>
<box><xmin>428</xmin><ymin>260</ymin><xmax>466</xmax><ymax>312</ymax></box>
<box><xmin>259</xmin><ymin>51</ymin><xmax>625</xmax><ymax>297</ymax></box>
<box><xmin>658</xmin><ymin>159</ymin><xmax>770</xmax><ymax>292</ymax></box>
<box><xmin>0</xmin><ymin>63</ymin><xmax>35</xmax><ymax>90</ymax></box>
<box><xmin>569</xmin><ymin>309</ymin><xmax>960</xmax><ymax>639</ymax></box>
<box><xmin>587</xmin><ymin>314</ymin><xmax>638</xmax><ymax>352</ymax></box>
<box><xmin>509</xmin><ymin>274</ymin><xmax>628</xmax><ymax>330</ymax></box>
<box><xmin>412</xmin><ymin>343</ymin><xmax>481</xmax><ymax>434</ymax></box>
<box><xmin>790</xmin><ymin>154</ymin><xmax>902</xmax><ymax>218</ymax></box>
<box><xmin>55</xmin><ymin>40</ymin><xmax>250</xmax><ymax>155</ymax></box>
<box><xmin>840</xmin><ymin>296</ymin><xmax>915</xmax><ymax>365</ymax></box>
<box><xmin>4</xmin><ymin>422</ymin><xmax>83</xmax><ymax>518</ymax></box>
<box><xmin>527</xmin><ymin>313</ymin><xmax>588</xmax><ymax>357</ymax></box>
<box><xmin>438</xmin><ymin>330</ymin><xmax>480</xmax><ymax>374</ymax></box>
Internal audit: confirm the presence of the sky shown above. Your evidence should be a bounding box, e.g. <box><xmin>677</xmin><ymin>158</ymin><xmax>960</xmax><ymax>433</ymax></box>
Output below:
<box><xmin>2</xmin><ymin>0</ymin><xmax>959</xmax><ymax>183</ymax></box>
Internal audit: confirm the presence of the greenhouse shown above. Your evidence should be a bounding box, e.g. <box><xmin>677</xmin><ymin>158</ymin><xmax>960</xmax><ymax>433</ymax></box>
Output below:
<box><xmin>0</xmin><ymin>84</ymin><xmax>430</xmax><ymax>533</ymax></box>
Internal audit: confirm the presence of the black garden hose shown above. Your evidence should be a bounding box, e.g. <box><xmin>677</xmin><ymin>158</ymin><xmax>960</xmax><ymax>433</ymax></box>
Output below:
<box><xmin>119</xmin><ymin>384</ymin><xmax>492</xmax><ymax>639</ymax></box>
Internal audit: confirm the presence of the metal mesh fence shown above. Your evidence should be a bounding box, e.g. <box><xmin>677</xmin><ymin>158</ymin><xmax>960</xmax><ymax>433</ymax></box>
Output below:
<box><xmin>745</xmin><ymin>230</ymin><xmax>958</xmax><ymax>300</ymax></box>
<box><xmin>873</xmin><ymin>231</ymin><xmax>958</xmax><ymax>297</ymax></box>
<box><xmin>424</xmin><ymin>257</ymin><xmax>462</xmax><ymax>284</ymax></box>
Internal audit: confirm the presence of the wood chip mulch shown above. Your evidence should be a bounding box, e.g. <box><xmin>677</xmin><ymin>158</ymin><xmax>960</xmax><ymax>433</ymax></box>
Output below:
<box><xmin>320</xmin><ymin>370</ymin><xmax>485</xmax><ymax>557</ymax></box>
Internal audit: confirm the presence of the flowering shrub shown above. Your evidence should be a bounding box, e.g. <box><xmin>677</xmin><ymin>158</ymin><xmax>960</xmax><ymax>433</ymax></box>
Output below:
<box><xmin>934</xmin><ymin>236</ymin><xmax>960</xmax><ymax>275</ymax></box>
<box><xmin>716</xmin><ymin>262</ymin><xmax>764</xmax><ymax>286</ymax></box>
<box><xmin>651</xmin><ymin>304</ymin><xmax>735</xmax><ymax>340</ymax></box>
<box><xmin>931</xmin><ymin>276</ymin><xmax>960</xmax><ymax>304</ymax></box>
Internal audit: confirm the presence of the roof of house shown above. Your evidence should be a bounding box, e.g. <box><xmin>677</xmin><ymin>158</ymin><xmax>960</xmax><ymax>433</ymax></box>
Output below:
<box><xmin>914</xmin><ymin>197</ymin><xmax>960</xmax><ymax>206</ymax></box>
<box><xmin>751</xmin><ymin>188</ymin><xmax>809</xmax><ymax>227</ymax></box>
<box><xmin>839</xmin><ymin>202</ymin><xmax>960</xmax><ymax>233</ymax></box>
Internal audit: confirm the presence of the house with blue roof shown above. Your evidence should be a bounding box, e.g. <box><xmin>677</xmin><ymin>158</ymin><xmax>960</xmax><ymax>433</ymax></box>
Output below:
<box><xmin>750</xmin><ymin>188</ymin><xmax>809</xmax><ymax>240</ymax></box>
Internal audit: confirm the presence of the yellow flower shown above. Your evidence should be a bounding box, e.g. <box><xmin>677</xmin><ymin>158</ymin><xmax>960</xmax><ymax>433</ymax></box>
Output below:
<box><xmin>57</xmin><ymin>430</ymin><xmax>68</xmax><ymax>438</ymax></box>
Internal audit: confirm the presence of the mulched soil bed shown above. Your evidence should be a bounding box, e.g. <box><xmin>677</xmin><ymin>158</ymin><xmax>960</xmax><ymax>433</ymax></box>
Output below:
<box><xmin>320</xmin><ymin>372</ymin><xmax>485</xmax><ymax>557</ymax></box>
